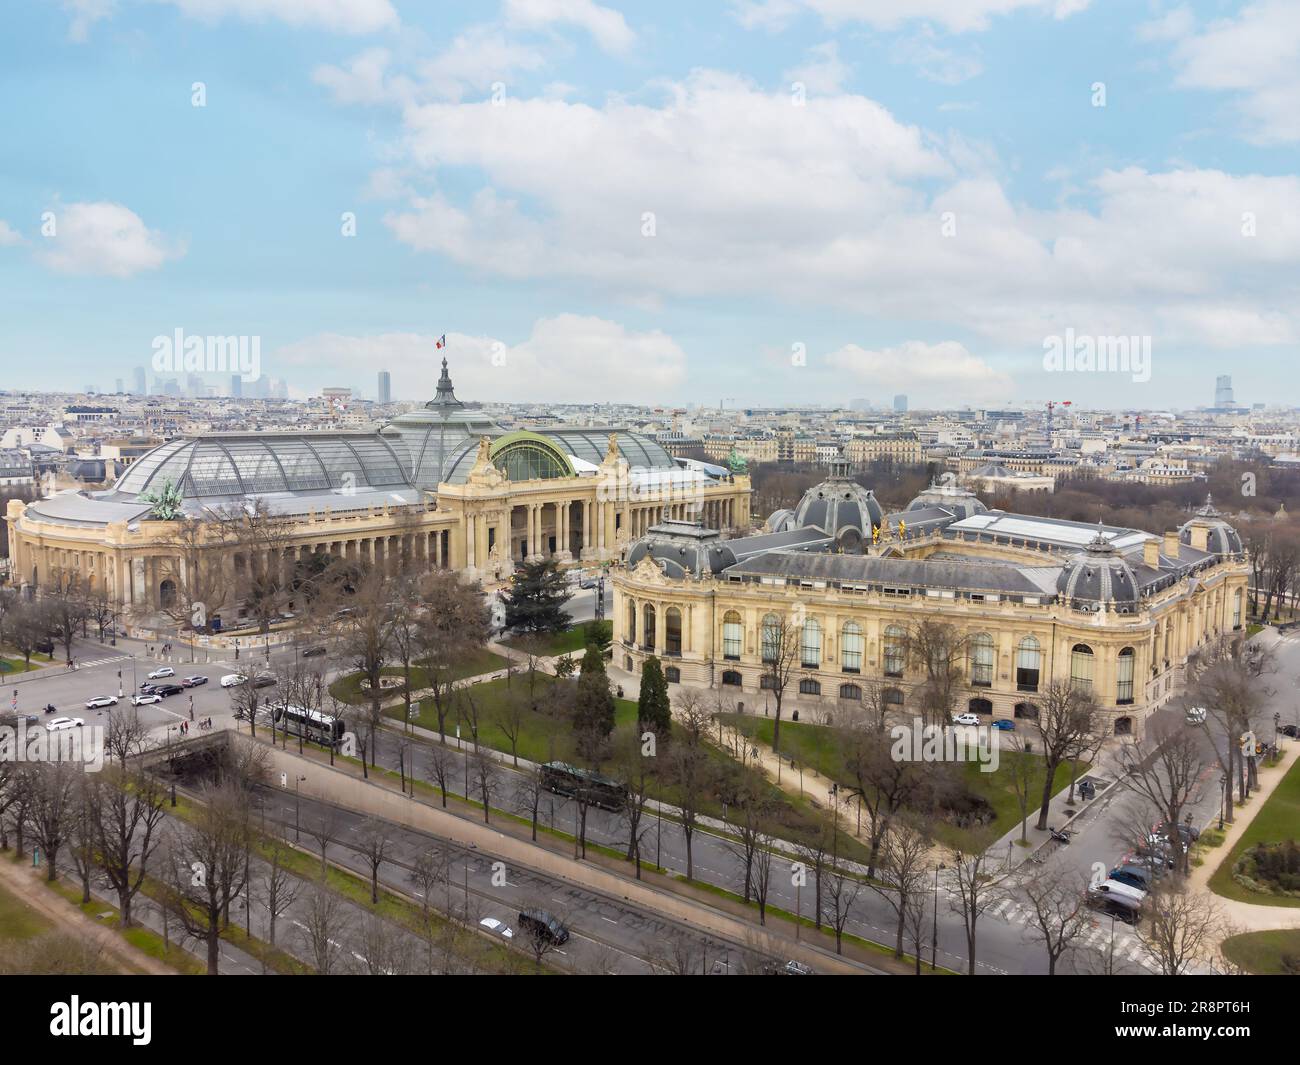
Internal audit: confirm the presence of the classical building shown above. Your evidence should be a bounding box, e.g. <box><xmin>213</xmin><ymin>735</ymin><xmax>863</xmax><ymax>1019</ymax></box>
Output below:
<box><xmin>5</xmin><ymin>359</ymin><xmax>751</xmax><ymax>624</ymax></box>
<box><xmin>613</xmin><ymin>470</ymin><xmax>1248</xmax><ymax>738</ymax></box>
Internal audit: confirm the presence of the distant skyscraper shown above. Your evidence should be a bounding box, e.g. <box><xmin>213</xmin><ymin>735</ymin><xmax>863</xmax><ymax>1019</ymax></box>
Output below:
<box><xmin>133</xmin><ymin>366</ymin><xmax>147</xmax><ymax>395</ymax></box>
<box><xmin>893</xmin><ymin>394</ymin><xmax>908</xmax><ymax>412</ymax></box>
<box><xmin>114</xmin><ymin>378</ymin><xmax>124</xmax><ymax>394</ymax></box>
<box><xmin>230</xmin><ymin>375</ymin><xmax>242</xmax><ymax>398</ymax></box>
<box><xmin>1215</xmin><ymin>375</ymin><xmax>1234</xmax><ymax>408</ymax></box>
<box><xmin>378</xmin><ymin>370</ymin><xmax>391</xmax><ymax>405</ymax></box>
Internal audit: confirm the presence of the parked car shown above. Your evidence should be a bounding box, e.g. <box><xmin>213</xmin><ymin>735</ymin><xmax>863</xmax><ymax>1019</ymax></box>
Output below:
<box><xmin>951</xmin><ymin>712</ymin><xmax>981</xmax><ymax>726</ymax></box>
<box><xmin>46</xmin><ymin>717</ymin><xmax>84</xmax><ymax>731</ymax></box>
<box><xmin>85</xmin><ymin>695</ymin><xmax>118</xmax><ymax>709</ymax></box>
<box><xmin>517</xmin><ymin>909</ymin><xmax>569</xmax><ymax>945</ymax></box>
<box><xmin>1185</xmin><ymin>706</ymin><xmax>1208</xmax><ymax>725</ymax></box>
<box><xmin>991</xmin><ymin>719</ymin><xmax>1015</xmax><ymax>731</ymax></box>
<box><xmin>479</xmin><ymin>917</ymin><xmax>514</xmax><ymax>939</ymax></box>
<box><xmin>220</xmin><ymin>674</ymin><xmax>248</xmax><ymax>688</ymax></box>
<box><xmin>182</xmin><ymin>675</ymin><xmax>209</xmax><ymax>688</ymax></box>
<box><xmin>147</xmin><ymin>666</ymin><xmax>175</xmax><ymax>680</ymax></box>
<box><xmin>154</xmin><ymin>684</ymin><xmax>185</xmax><ymax>697</ymax></box>
<box><xmin>1279</xmin><ymin>723</ymin><xmax>1299</xmax><ymax>739</ymax></box>
<box><xmin>301</xmin><ymin>646</ymin><xmax>327</xmax><ymax>658</ymax></box>
<box><xmin>131</xmin><ymin>693</ymin><xmax>163</xmax><ymax>706</ymax></box>
<box><xmin>1108</xmin><ymin>864</ymin><xmax>1154</xmax><ymax>891</ymax></box>
<box><xmin>1155</xmin><ymin>820</ymin><xmax>1200</xmax><ymax>844</ymax></box>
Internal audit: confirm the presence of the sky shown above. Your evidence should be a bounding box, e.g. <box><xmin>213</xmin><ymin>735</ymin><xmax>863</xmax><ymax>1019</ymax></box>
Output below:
<box><xmin>0</xmin><ymin>0</ymin><xmax>1297</xmax><ymax>410</ymax></box>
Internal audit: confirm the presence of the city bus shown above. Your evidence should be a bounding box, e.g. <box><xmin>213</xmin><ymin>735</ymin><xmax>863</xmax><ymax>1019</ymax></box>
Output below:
<box><xmin>271</xmin><ymin>703</ymin><xmax>346</xmax><ymax>748</ymax></box>
<box><xmin>538</xmin><ymin>761</ymin><xmax>628</xmax><ymax>812</ymax></box>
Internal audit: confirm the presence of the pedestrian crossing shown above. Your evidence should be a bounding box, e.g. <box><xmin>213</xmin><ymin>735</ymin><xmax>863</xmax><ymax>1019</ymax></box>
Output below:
<box><xmin>988</xmin><ymin>896</ymin><xmax>1160</xmax><ymax>972</ymax></box>
<box><xmin>71</xmin><ymin>654</ymin><xmax>132</xmax><ymax>669</ymax></box>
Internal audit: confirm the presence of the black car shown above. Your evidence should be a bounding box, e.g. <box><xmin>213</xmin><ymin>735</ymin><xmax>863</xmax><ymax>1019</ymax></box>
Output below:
<box><xmin>517</xmin><ymin>909</ymin><xmax>569</xmax><ymax>945</ymax></box>
<box><xmin>182</xmin><ymin>675</ymin><xmax>209</xmax><ymax>688</ymax></box>
<box><xmin>1281</xmin><ymin>724</ymin><xmax>1300</xmax><ymax>739</ymax></box>
<box><xmin>252</xmin><ymin>673</ymin><xmax>277</xmax><ymax>688</ymax></box>
<box><xmin>154</xmin><ymin>683</ymin><xmax>185</xmax><ymax>697</ymax></box>
<box><xmin>1087</xmin><ymin>891</ymin><xmax>1141</xmax><ymax>925</ymax></box>
<box><xmin>301</xmin><ymin>646</ymin><xmax>327</xmax><ymax>658</ymax></box>
<box><xmin>138</xmin><ymin>682</ymin><xmax>160</xmax><ymax>694</ymax></box>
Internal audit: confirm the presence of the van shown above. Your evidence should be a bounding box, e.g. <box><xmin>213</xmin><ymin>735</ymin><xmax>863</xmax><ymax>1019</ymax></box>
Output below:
<box><xmin>517</xmin><ymin>909</ymin><xmax>569</xmax><ymax>945</ymax></box>
<box><xmin>1095</xmin><ymin>878</ymin><xmax>1146</xmax><ymax>904</ymax></box>
<box><xmin>1087</xmin><ymin>891</ymin><xmax>1141</xmax><ymax>925</ymax></box>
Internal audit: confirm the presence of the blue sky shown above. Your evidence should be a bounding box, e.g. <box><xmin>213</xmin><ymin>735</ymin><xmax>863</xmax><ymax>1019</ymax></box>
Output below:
<box><xmin>1</xmin><ymin>0</ymin><xmax>1297</xmax><ymax>409</ymax></box>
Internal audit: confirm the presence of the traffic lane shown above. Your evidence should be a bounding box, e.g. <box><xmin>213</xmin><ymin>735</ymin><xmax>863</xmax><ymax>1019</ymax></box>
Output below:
<box><xmin>254</xmin><ymin>787</ymin><xmax>713</xmax><ymax>974</ymax></box>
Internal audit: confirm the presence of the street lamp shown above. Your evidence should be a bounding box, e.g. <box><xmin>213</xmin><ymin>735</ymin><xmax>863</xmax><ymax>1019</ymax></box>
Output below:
<box><xmin>931</xmin><ymin>862</ymin><xmax>944</xmax><ymax>972</ymax></box>
<box><xmin>294</xmin><ymin>775</ymin><xmax>307</xmax><ymax>841</ymax></box>
<box><xmin>1219</xmin><ymin>773</ymin><xmax>1228</xmax><ymax>832</ymax></box>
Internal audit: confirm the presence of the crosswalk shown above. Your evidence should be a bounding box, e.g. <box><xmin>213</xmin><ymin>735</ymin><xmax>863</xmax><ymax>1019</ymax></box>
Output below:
<box><xmin>986</xmin><ymin>895</ymin><xmax>1160</xmax><ymax>972</ymax></box>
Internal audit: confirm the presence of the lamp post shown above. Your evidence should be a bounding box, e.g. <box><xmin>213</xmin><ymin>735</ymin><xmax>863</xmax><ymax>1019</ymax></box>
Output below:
<box><xmin>294</xmin><ymin>775</ymin><xmax>306</xmax><ymax>841</ymax></box>
<box><xmin>1218</xmin><ymin>773</ymin><xmax>1228</xmax><ymax>832</ymax></box>
<box><xmin>930</xmin><ymin>862</ymin><xmax>943</xmax><ymax>972</ymax></box>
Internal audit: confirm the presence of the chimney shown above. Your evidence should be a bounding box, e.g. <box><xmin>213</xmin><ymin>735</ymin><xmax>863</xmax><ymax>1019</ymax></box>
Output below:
<box><xmin>1163</xmin><ymin>530</ymin><xmax>1180</xmax><ymax>559</ymax></box>
<box><xmin>1190</xmin><ymin>525</ymin><xmax>1210</xmax><ymax>552</ymax></box>
<box><xmin>1143</xmin><ymin>538</ymin><xmax>1160</xmax><ymax>568</ymax></box>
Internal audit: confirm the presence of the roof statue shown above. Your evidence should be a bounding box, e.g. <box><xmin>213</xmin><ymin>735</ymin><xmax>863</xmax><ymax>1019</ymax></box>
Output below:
<box><xmin>139</xmin><ymin>478</ymin><xmax>184</xmax><ymax>521</ymax></box>
<box><xmin>726</xmin><ymin>446</ymin><xmax>748</xmax><ymax>474</ymax></box>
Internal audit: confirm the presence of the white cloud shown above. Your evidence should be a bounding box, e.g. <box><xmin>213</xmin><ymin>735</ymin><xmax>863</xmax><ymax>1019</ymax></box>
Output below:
<box><xmin>1163</xmin><ymin>0</ymin><xmax>1300</xmax><ymax>144</ymax></box>
<box><xmin>892</xmin><ymin>28</ymin><xmax>983</xmax><ymax>84</ymax></box>
<box><xmin>503</xmin><ymin>0</ymin><xmax>635</xmax><ymax>53</ymax></box>
<box><xmin>0</xmin><ymin>220</ymin><xmax>24</xmax><ymax>247</ymax></box>
<box><xmin>824</xmin><ymin>340</ymin><xmax>1013</xmax><ymax>403</ymax></box>
<box><xmin>35</xmin><ymin>202</ymin><xmax>181</xmax><ymax>278</ymax></box>
<box><xmin>163</xmin><ymin>0</ymin><xmax>397</xmax><ymax>34</ymax></box>
<box><xmin>373</xmin><ymin>72</ymin><xmax>1300</xmax><ymax>356</ymax></box>
<box><xmin>63</xmin><ymin>0</ymin><xmax>115</xmax><ymax>42</ymax></box>
<box><xmin>733</xmin><ymin>0</ymin><xmax>1087</xmax><ymax>33</ymax></box>
<box><xmin>783</xmin><ymin>41</ymin><xmax>851</xmax><ymax>94</ymax></box>
<box><xmin>273</xmin><ymin>316</ymin><xmax>687</xmax><ymax>402</ymax></box>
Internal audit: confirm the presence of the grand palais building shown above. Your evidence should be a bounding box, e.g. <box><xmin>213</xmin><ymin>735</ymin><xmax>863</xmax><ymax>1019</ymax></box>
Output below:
<box><xmin>5</xmin><ymin>360</ymin><xmax>750</xmax><ymax>624</ymax></box>
<box><xmin>613</xmin><ymin>462</ymin><xmax>1249</xmax><ymax>736</ymax></box>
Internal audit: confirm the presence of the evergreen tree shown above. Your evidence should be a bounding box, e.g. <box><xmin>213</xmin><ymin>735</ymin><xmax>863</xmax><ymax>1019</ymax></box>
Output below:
<box><xmin>573</xmin><ymin>644</ymin><xmax>616</xmax><ymax>752</ymax></box>
<box><xmin>502</xmin><ymin>558</ymin><xmax>573</xmax><ymax>634</ymax></box>
<box><xmin>637</xmin><ymin>655</ymin><xmax>672</xmax><ymax>737</ymax></box>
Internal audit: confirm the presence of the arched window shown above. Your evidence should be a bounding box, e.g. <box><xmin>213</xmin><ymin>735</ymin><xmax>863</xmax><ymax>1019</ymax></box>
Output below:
<box><xmin>625</xmin><ymin>600</ymin><xmax>636</xmax><ymax>645</ymax></box>
<box><xmin>1116</xmin><ymin>646</ymin><xmax>1135</xmax><ymax>705</ymax></box>
<box><xmin>761</xmin><ymin>613</ymin><xmax>781</xmax><ymax>664</ymax></box>
<box><xmin>801</xmin><ymin>618</ymin><xmax>822</xmax><ymax>669</ymax></box>
<box><xmin>841</xmin><ymin>621</ymin><xmax>863</xmax><ymax>673</ymax></box>
<box><xmin>1016</xmin><ymin>636</ymin><xmax>1041</xmax><ymax>692</ymax></box>
<box><xmin>883</xmin><ymin>687</ymin><xmax>905</xmax><ymax>709</ymax></box>
<box><xmin>721</xmin><ymin>670</ymin><xmax>742</xmax><ymax>687</ymax></box>
<box><xmin>970</xmin><ymin>632</ymin><xmax>994</xmax><ymax>687</ymax></box>
<box><xmin>722</xmin><ymin>611</ymin><xmax>742</xmax><ymax>660</ymax></box>
<box><xmin>642</xmin><ymin>604</ymin><xmax>657</xmax><ymax>652</ymax></box>
<box><xmin>839</xmin><ymin>683</ymin><xmax>862</xmax><ymax>701</ymax></box>
<box><xmin>760</xmin><ymin>674</ymin><xmax>775</xmax><ymax>690</ymax></box>
<box><xmin>1014</xmin><ymin>701</ymin><xmax>1039</xmax><ymax>720</ymax></box>
<box><xmin>1114</xmin><ymin>716</ymin><xmax>1133</xmax><ymax>736</ymax></box>
<box><xmin>665</xmin><ymin>607</ymin><xmax>682</xmax><ymax>656</ymax></box>
<box><xmin>969</xmin><ymin>697</ymin><xmax>993</xmax><ymax>716</ymax></box>
<box><xmin>665</xmin><ymin>666</ymin><xmax>680</xmax><ymax>684</ymax></box>
<box><xmin>799</xmin><ymin>678</ymin><xmax>821</xmax><ymax>696</ymax></box>
<box><xmin>884</xmin><ymin>625</ymin><xmax>906</xmax><ymax>677</ymax></box>
<box><xmin>1070</xmin><ymin>643</ymin><xmax>1094</xmax><ymax>692</ymax></box>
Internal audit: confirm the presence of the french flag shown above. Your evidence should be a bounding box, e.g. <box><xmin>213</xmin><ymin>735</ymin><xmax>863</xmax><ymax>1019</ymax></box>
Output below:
<box><xmin>435</xmin><ymin>334</ymin><xmax>446</xmax><ymax>349</ymax></box>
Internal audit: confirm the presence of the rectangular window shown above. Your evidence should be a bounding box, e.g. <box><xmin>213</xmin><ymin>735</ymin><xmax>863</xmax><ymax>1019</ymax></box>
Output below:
<box><xmin>723</xmin><ymin>622</ymin><xmax>742</xmax><ymax>660</ymax></box>
<box><xmin>1117</xmin><ymin>654</ymin><xmax>1134</xmax><ymax>705</ymax></box>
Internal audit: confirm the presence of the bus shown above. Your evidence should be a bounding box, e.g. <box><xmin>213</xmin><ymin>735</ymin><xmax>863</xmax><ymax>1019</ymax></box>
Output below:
<box><xmin>539</xmin><ymin>761</ymin><xmax>628</xmax><ymax>812</ymax></box>
<box><xmin>271</xmin><ymin>703</ymin><xmax>346</xmax><ymax>748</ymax></box>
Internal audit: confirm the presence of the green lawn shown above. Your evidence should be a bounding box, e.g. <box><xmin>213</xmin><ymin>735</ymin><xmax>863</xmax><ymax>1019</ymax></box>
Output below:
<box><xmin>1209</xmin><ymin>756</ymin><xmax>1300</xmax><ymax>907</ymax></box>
<box><xmin>328</xmin><ymin>650</ymin><xmax>509</xmax><ymax>705</ymax></box>
<box><xmin>0</xmin><ymin>879</ymin><xmax>52</xmax><ymax>943</ymax></box>
<box><xmin>1220</xmin><ymin>929</ymin><xmax>1300</xmax><ymax>974</ymax></box>
<box><xmin>502</xmin><ymin>620</ymin><xmax>611</xmax><ymax>659</ymax></box>
<box><xmin>396</xmin><ymin>671</ymin><xmax>871</xmax><ymax>861</ymax></box>
<box><xmin>724</xmin><ymin>714</ymin><xmax>1086</xmax><ymax>853</ymax></box>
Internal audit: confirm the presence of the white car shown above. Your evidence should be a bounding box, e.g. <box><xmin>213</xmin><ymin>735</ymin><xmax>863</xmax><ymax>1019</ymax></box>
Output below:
<box><xmin>951</xmin><ymin>712</ymin><xmax>981</xmax><ymax>727</ymax></box>
<box><xmin>220</xmin><ymin>673</ymin><xmax>248</xmax><ymax>688</ymax></box>
<box><xmin>131</xmin><ymin>692</ymin><xmax>163</xmax><ymax>706</ymax></box>
<box><xmin>479</xmin><ymin>917</ymin><xmax>514</xmax><ymax>939</ymax></box>
<box><xmin>147</xmin><ymin>666</ymin><xmax>175</xmax><ymax>679</ymax></box>
<box><xmin>85</xmin><ymin>695</ymin><xmax>119</xmax><ymax>709</ymax></box>
<box><xmin>46</xmin><ymin>717</ymin><xmax>84</xmax><ymax>731</ymax></box>
<box><xmin>1185</xmin><ymin>706</ymin><xmax>1208</xmax><ymax>724</ymax></box>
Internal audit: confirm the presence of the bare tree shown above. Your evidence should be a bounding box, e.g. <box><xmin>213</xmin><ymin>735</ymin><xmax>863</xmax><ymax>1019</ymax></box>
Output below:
<box><xmin>357</xmin><ymin>912</ymin><xmax>415</xmax><ymax>975</ymax></box>
<box><xmin>305</xmin><ymin>806</ymin><xmax>341</xmax><ymax>879</ymax></box>
<box><xmin>870</xmin><ymin>814</ymin><xmax>933</xmax><ymax>958</ymax></box>
<box><xmin>947</xmin><ymin>848</ymin><xmax>1009</xmax><ymax>976</ymax></box>
<box><xmin>27</xmin><ymin>763</ymin><xmax>75</xmax><ymax>881</ymax></box>
<box><xmin>468</xmin><ymin>747</ymin><xmax>497</xmax><ymax>825</ymax></box>
<box><xmin>1114</xmin><ymin>718</ymin><xmax>1209</xmax><ymax>876</ymax></box>
<box><xmin>94</xmin><ymin>762</ymin><xmax>167</xmax><ymax>926</ymax></box>
<box><xmin>299</xmin><ymin>885</ymin><xmax>351</xmax><ymax>974</ymax></box>
<box><xmin>1138</xmin><ymin>884</ymin><xmax>1227</xmax><ymax>976</ymax></box>
<box><xmin>257</xmin><ymin>838</ymin><xmax>301</xmax><ymax>950</ymax></box>
<box><xmin>823</xmin><ymin>855</ymin><xmax>864</xmax><ymax>955</ymax></box>
<box><xmin>908</xmin><ymin>619</ymin><xmax>968</xmax><ymax>729</ymax></box>
<box><xmin>357</xmin><ymin>817</ymin><xmax>393</xmax><ymax>904</ymax></box>
<box><xmin>1021</xmin><ymin>867</ymin><xmax>1093</xmax><ymax>975</ymax></box>
<box><xmin>1025</xmin><ymin>681</ymin><xmax>1099</xmax><ymax>830</ymax></box>
<box><xmin>426</xmin><ymin>743</ymin><xmax>456</xmax><ymax>808</ymax></box>
<box><xmin>757</xmin><ymin>613</ymin><xmax>802</xmax><ymax>756</ymax></box>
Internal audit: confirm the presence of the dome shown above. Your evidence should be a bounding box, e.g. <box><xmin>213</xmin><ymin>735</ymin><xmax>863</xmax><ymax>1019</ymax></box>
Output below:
<box><xmin>1057</xmin><ymin>525</ymin><xmax>1140</xmax><ymax>613</ymax></box>
<box><xmin>788</xmin><ymin>463</ymin><xmax>883</xmax><ymax>551</ymax></box>
<box><xmin>1179</xmin><ymin>494</ymin><xmax>1243</xmax><ymax>555</ymax></box>
<box><xmin>906</xmin><ymin>481</ymin><xmax>988</xmax><ymax>520</ymax></box>
<box><xmin>626</xmin><ymin>531</ymin><xmax>736</xmax><ymax>578</ymax></box>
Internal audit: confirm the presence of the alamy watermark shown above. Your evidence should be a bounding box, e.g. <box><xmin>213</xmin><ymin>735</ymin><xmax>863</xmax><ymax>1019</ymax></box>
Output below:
<box><xmin>1042</xmin><ymin>329</ymin><xmax>1150</xmax><ymax>383</ymax></box>
<box><xmin>0</xmin><ymin>720</ymin><xmax>105</xmax><ymax>772</ymax></box>
<box><xmin>889</xmin><ymin>719</ymin><xmax>1000</xmax><ymax>772</ymax></box>
<box><xmin>151</xmin><ymin>328</ymin><xmax>261</xmax><ymax>381</ymax></box>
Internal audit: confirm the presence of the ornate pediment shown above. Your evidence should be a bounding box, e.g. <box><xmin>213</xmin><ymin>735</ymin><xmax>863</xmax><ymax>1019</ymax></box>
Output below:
<box><xmin>631</xmin><ymin>553</ymin><xmax>670</xmax><ymax>585</ymax></box>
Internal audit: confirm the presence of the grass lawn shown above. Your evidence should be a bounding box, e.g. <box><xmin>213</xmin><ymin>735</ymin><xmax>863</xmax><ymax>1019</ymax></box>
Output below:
<box><xmin>502</xmin><ymin>620</ymin><xmax>611</xmax><ymax>659</ymax></box>
<box><xmin>1220</xmin><ymin>929</ymin><xmax>1300</xmax><ymax>974</ymax></box>
<box><xmin>1208</xmin><ymin>755</ymin><xmax>1300</xmax><ymax>906</ymax></box>
<box><xmin>396</xmin><ymin>671</ymin><xmax>871</xmax><ymax>861</ymax></box>
<box><xmin>0</xmin><ymin>879</ymin><xmax>53</xmax><ymax>943</ymax></box>
<box><xmin>724</xmin><ymin>714</ymin><xmax>1086</xmax><ymax>853</ymax></box>
<box><xmin>328</xmin><ymin>650</ymin><xmax>510</xmax><ymax>705</ymax></box>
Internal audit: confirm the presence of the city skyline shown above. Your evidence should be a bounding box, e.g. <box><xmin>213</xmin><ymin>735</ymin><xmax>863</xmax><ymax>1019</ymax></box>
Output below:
<box><xmin>0</xmin><ymin>2</ymin><xmax>1296</xmax><ymax>408</ymax></box>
